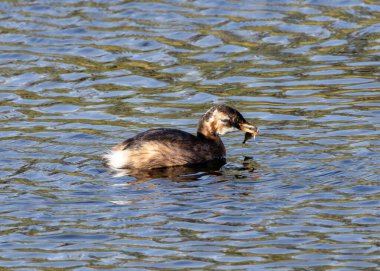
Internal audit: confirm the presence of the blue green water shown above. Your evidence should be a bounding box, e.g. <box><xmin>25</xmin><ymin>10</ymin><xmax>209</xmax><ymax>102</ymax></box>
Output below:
<box><xmin>0</xmin><ymin>0</ymin><xmax>379</xmax><ymax>270</ymax></box>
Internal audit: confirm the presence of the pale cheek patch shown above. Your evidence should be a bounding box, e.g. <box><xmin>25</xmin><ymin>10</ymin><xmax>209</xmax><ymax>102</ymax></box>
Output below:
<box><xmin>218</xmin><ymin>126</ymin><xmax>239</xmax><ymax>135</ymax></box>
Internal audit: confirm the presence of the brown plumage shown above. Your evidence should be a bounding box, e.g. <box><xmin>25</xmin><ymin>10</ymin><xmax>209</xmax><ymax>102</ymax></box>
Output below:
<box><xmin>104</xmin><ymin>105</ymin><xmax>258</xmax><ymax>170</ymax></box>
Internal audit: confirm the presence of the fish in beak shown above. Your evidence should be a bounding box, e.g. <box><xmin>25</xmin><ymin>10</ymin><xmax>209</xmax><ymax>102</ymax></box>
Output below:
<box><xmin>239</xmin><ymin>123</ymin><xmax>259</xmax><ymax>144</ymax></box>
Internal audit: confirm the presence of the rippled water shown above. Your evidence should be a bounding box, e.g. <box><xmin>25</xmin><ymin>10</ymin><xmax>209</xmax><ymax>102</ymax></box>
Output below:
<box><xmin>1</xmin><ymin>0</ymin><xmax>379</xmax><ymax>270</ymax></box>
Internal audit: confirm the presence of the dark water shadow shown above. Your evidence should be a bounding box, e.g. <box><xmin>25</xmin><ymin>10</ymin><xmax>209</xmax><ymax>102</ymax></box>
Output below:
<box><xmin>107</xmin><ymin>156</ymin><xmax>262</xmax><ymax>185</ymax></box>
<box><xmin>110</xmin><ymin>159</ymin><xmax>227</xmax><ymax>183</ymax></box>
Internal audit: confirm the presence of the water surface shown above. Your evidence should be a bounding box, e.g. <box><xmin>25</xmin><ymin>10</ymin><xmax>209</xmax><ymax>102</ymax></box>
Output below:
<box><xmin>0</xmin><ymin>0</ymin><xmax>379</xmax><ymax>270</ymax></box>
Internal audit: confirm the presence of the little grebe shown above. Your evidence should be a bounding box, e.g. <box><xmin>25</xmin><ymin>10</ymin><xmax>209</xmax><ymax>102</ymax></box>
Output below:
<box><xmin>104</xmin><ymin>105</ymin><xmax>259</xmax><ymax>170</ymax></box>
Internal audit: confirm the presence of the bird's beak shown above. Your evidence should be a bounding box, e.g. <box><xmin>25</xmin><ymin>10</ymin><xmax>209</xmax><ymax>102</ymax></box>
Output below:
<box><xmin>239</xmin><ymin>122</ymin><xmax>259</xmax><ymax>135</ymax></box>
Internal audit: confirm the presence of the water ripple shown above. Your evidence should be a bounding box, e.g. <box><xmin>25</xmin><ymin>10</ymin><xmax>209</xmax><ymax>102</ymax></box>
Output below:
<box><xmin>0</xmin><ymin>0</ymin><xmax>379</xmax><ymax>270</ymax></box>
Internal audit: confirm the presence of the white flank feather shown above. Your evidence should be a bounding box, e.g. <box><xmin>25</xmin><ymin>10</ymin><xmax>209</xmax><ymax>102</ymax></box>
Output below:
<box><xmin>103</xmin><ymin>150</ymin><xmax>130</xmax><ymax>169</ymax></box>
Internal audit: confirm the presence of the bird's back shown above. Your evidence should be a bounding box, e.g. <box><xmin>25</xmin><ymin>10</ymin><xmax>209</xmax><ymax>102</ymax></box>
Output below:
<box><xmin>105</xmin><ymin>128</ymin><xmax>225</xmax><ymax>169</ymax></box>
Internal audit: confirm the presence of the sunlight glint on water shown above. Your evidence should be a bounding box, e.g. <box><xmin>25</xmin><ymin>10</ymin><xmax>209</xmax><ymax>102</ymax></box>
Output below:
<box><xmin>0</xmin><ymin>0</ymin><xmax>379</xmax><ymax>270</ymax></box>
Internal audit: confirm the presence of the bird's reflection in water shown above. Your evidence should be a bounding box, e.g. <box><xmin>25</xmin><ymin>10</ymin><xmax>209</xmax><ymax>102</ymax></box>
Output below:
<box><xmin>111</xmin><ymin>159</ymin><xmax>227</xmax><ymax>183</ymax></box>
<box><xmin>110</xmin><ymin>157</ymin><xmax>260</xmax><ymax>185</ymax></box>
<box><xmin>241</xmin><ymin>156</ymin><xmax>258</xmax><ymax>172</ymax></box>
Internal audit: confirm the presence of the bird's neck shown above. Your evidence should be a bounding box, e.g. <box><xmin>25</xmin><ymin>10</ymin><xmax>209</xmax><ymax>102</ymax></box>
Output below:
<box><xmin>197</xmin><ymin>119</ymin><xmax>226</xmax><ymax>157</ymax></box>
<box><xmin>197</xmin><ymin>119</ymin><xmax>218</xmax><ymax>139</ymax></box>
